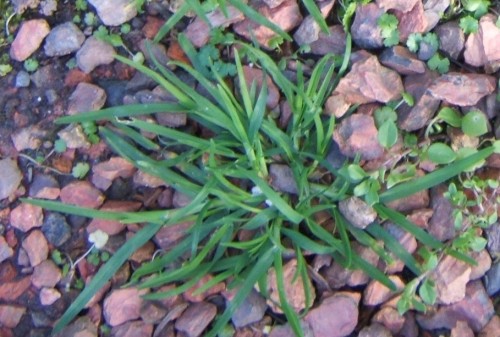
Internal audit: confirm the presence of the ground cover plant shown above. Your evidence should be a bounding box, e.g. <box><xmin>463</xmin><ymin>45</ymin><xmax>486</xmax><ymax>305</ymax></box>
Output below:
<box><xmin>12</xmin><ymin>0</ymin><xmax>500</xmax><ymax>336</ymax></box>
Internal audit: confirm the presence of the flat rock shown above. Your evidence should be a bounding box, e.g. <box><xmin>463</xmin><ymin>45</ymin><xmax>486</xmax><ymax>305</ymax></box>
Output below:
<box><xmin>423</xmin><ymin>0</ymin><xmax>451</xmax><ymax>32</ymax></box>
<box><xmin>416</xmin><ymin>280</ymin><xmax>494</xmax><ymax>332</ymax></box>
<box><xmin>376</xmin><ymin>0</ymin><xmax>418</xmax><ymax>12</ymax></box>
<box><xmin>0</xmin><ymin>305</ymin><xmax>26</xmax><ymax>328</ymax></box>
<box><xmin>110</xmin><ymin>320</ymin><xmax>153</xmax><ymax>337</ymax></box>
<box><xmin>0</xmin><ymin>236</ymin><xmax>14</xmax><ymax>264</ymax></box>
<box><xmin>269</xmin><ymin>321</ymin><xmax>314</xmax><ymax>337</ymax></box>
<box><xmin>92</xmin><ymin>157</ymin><xmax>136</xmax><ymax>190</ymax></box>
<box><xmin>351</xmin><ymin>3</ymin><xmax>384</xmax><ymax>49</ymax></box>
<box><xmin>379</xmin><ymin>46</ymin><xmax>426</xmax><ymax>75</ymax></box>
<box><xmin>293</xmin><ymin>0</ymin><xmax>334</xmax><ymax>46</ymax></box>
<box><xmin>29</xmin><ymin>174</ymin><xmax>60</xmax><ymax>199</ymax></box>
<box><xmin>470</xmin><ymin>249</ymin><xmax>491</xmax><ymax>280</ymax></box>
<box><xmin>428</xmin><ymin>185</ymin><xmax>456</xmax><ymax>241</ymax></box>
<box><xmin>76</xmin><ymin>36</ymin><xmax>116</xmax><ymax>74</ymax></box>
<box><xmin>430</xmin><ymin>255</ymin><xmax>471</xmax><ymax>304</ymax></box>
<box><xmin>0</xmin><ymin>159</ymin><xmax>22</xmax><ymax>200</ymax></box>
<box><xmin>338</xmin><ymin>196</ymin><xmax>376</xmax><ymax>229</ymax></box>
<box><xmin>395</xmin><ymin>0</ymin><xmax>427</xmax><ymax>41</ymax></box>
<box><xmin>464</xmin><ymin>14</ymin><xmax>500</xmax><ymax>67</ymax></box>
<box><xmin>358</xmin><ymin>323</ymin><xmax>393</xmax><ymax>337</ymax></box>
<box><xmin>435</xmin><ymin>21</ymin><xmax>465</xmax><ymax>60</ymax></box>
<box><xmin>87</xmin><ymin>201</ymin><xmax>142</xmax><ymax>235</ymax></box>
<box><xmin>333</xmin><ymin>55</ymin><xmax>403</xmax><ymax>106</ymax></box>
<box><xmin>269</xmin><ymin>164</ymin><xmax>298</xmax><ymax>194</ymax></box>
<box><xmin>372</xmin><ymin>306</ymin><xmax>406</xmax><ymax>334</ymax></box>
<box><xmin>183</xmin><ymin>274</ymin><xmax>225</xmax><ymax>303</ymax></box>
<box><xmin>484</xmin><ymin>262</ymin><xmax>500</xmax><ymax>296</ymax></box>
<box><xmin>333</xmin><ymin>113</ymin><xmax>384</xmax><ymax>161</ymax></box>
<box><xmin>386</xmin><ymin>188</ymin><xmax>429</xmax><ymax>213</ymax></box>
<box><xmin>11</xmin><ymin>124</ymin><xmax>47</xmax><ymax>151</ymax></box>
<box><xmin>154</xmin><ymin>221</ymin><xmax>192</xmax><ymax>250</ymax></box>
<box><xmin>53</xmin><ymin>316</ymin><xmax>98</xmax><ymax>337</ymax></box>
<box><xmin>39</xmin><ymin>287</ymin><xmax>61</xmax><ymax>306</ymax></box>
<box><xmin>428</xmin><ymin>73</ymin><xmax>496</xmax><ymax>106</ymax></box>
<box><xmin>233</xmin><ymin>0</ymin><xmax>302</xmax><ymax>49</ymax></box>
<box><xmin>479</xmin><ymin>315</ymin><xmax>500</xmax><ymax>337</ymax></box>
<box><xmin>451</xmin><ymin>321</ymin><xmax>474</xmax><ymax>337</ymax></box>
<box><xmin>60</xmin><ymin>181</ymin><xmax>105</xmax><ymax>209</ymax></box>
<box><xmin>104</xmin><ymin>288</ymin><xmax>145</xmax><ymax>326</ymax></box>
<box><xmin>10</xmin><ymin>19</ymin><xmax>50</xmax><ymax>61</ymax></box>
<box><xmin>363</xmin><ymin>275</ymin><xmax>405</xmax><ymax>306</ymax></box>
<box><xmin>243</xmin><ymin>65</ymin><xmax>280</xmax><ymax>109</ymax></box>
<box><xmin>175</xmin><ymin>302</ymin><xmax>217</xmax><ymax>337</ymax></box>
<box><xmin>67</xmin><ymin>82</ymin><xmax>107</xmax><ymax>115</ymax></box>
<box><xmin>185</xmin><ymin>6</ymin><xmax>244</xmax><ymax>47</ymax></box>
<box><xmin>88</xmin><ymin>0</ymin><xmax>137</xmax><ymax>26</ymax></box>
<box><xmin>0</xmin><ymin>276</ymin><xmax>31</xmax><ymax>301</ymax></box>
<box><xmin>31</xmin><ymin>260</ymin><xmax>61</xmax><ymax>288</ymax></box>
<box><xmin>41</xmin><ymin>213</ymin><xmax>71</xmax><ymax>247</ymax></box>
<box><xmin>379</xmin><ymin>222</ymin><xmax>417</xmax><ymax>274</ymax></box>
<box><xmin>228</xmin><ymin>289</ymin><xmax>266</xmax><ymax>328</ymax></box>
<box><xmin>44</xmin><ymin>22</ymin><xmax>85</xmax><ymax>56</ymax></box>
<box><xmin>21</xmin><ymin>230</ymin><xmax>49</xmax><ymax>267</ymax></box>
<box><xmin>305</xmin><ymin>293</ymin><xmax>359</xmax><ymax>337</ymax></box>
<box><xmin>133</xmin><ymin>170</ymin><xmax>167</xmax><ymax>188</ymax></box>
<box><xmin>309</xmin><ymin>25</ymin><xmax>346</xmax><ymax>55</ymax></box>
<box><xmin>10</xmin><ymin>203</ymin><xmax>43</xmax><ymax>232</ymax></box>
<box><xmin>397</xmin><ymin>71</ymin><xmax>440</xmax><ymax>131</ymax></box>
<box><xmin>267</xmin><ymin>259</ymin><xmax>315</xmax><ymax>313</ymax></box>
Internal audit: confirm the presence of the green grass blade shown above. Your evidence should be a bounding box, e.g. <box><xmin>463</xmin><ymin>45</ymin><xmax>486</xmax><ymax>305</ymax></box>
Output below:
<box><xmin>301</xmin><ymin>0</ymin><xmax>329</xmax><ymax>33</ymax></box>
<box><xmin>332</xmin><ymin>207</ymin><xmax>353</xmax><ymax>268</ymax></box>
<box><xmin>380</xmin><ymin>146</ymin><xmax>494</xmax><ymax>203</ymax></box>
<box><xmin>374</xmin><ymin>204</ymin><xmax>444</xmax><ymax>249</ymax></box>
<box><xmin>154</xmin><ymin>2</ymin><xmax>190</xmax><ymax>42</ymax></box>
<box><xmin>52</xmin><ymin>222</ymin><xmax>163</xmax><ymax>334</ymax></box>
<box><xmin>281</xmin><ymin>228</ymin><xmax>334</xmax><ymax>255</ymax></box>
<box><xmin>112</xmin><ymin>121</ymin><xmax>160</xmax><ymax>151</ymax></box>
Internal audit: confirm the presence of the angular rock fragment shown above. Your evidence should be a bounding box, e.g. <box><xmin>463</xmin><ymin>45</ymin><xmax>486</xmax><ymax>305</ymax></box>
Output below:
<box><xmin>103</xmin><ymin>288</ymin><xmax>145</xmax><ymax>326</ymax></box>
<box><xmin>44</xmin><ymin>22</ymin><xmax>85</xmax><ymax>56</ymax></box>
<box><xmin>430</xmin><ymin>255</ymin><xmax>471</xmax><ymax>305</ymax></box>
<box><xmin>76</xmin><ymin>36</ymin><xmax>116</xmax><ymax>73</ymax></box>
<box><xmin>394</xmin><ymin>0</ymin><xmax>427</xmax><ymax>41</ymax></box>
<box><xmin>464</xmin><ymin>14</ymin><xmax>500</xmax><ymax>68</ymax></box>
<box><xmin>351</xmin><ymin>3</ymin><xmax>384</xmax><ymax>49</ymax></box>
<box><xmin>87</xmin><ymin>201</ymin><xmax>142</xmax><ymax>235</ymax></box>
<box><xmin>0</xmin><ymin>159</ymin><xmax>22</xmax><ymax>200</ymax></box>
<box><xmin>338</xmin><ymin>197</ymin><xmax>376</xmax><ymax>229</ymax></box>
<box><xmin>363</xmin><ymin>276</ymin><xmax>405</xmax><ymax>306</ymax></box>
<box><xmin>67</xmin><ymin>82</ymin><xmax>107</xmax><ymax>115</ymax></box>
<box><xmin>22</xmin><ymin>230</ymin><xmax>49</xmax><ymax>267</ymax></box>
<box><xmin>175</xmin><ymin>302</ymin><xmax>217</xmax><ymax>337</ymax></box>
<box><xmin>435</xmin><ymin>21</ymin><xmax>465</xmax><ymax>60</ymax></box>
<box><xmin>88</xmin><ymin>0</ymin><xmax>137</xmax><ymax>26</ymax></box>
<box><xmin>269</xmin><ymin>164</ymin><xmax>297</xmax><ymax>194</ymax></box>
<box><xmin>60</xmin><ymin>181</ymin><xmax>105</xmax><ymax>209</ymax></box>
<box><xmin>309</xmin><ymin>25</ymin><xmax>346</xmax><ymax>56</ymax></box>
<box><xmin>10</xmin><ymin>203</ymin><xmax>43</xmax><ymax>232</ymax></box>
<box><xmin>92</xmin><ymin>157</ymin><xmax>136</xmax><ymax>191</ymax></box>
<box><xmin>379</xmin><ymin>46</ymin><xmax>426</xmax><ymax>75</ymax></box>
<box><xmin>10</xmin><ymin>19</ymin><xmax>50</xmax><ymax>61</ymax></box>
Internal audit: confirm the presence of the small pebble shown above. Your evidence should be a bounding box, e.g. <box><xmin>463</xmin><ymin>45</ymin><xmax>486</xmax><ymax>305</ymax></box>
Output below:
<box><xmin>15</xmin><ymin>71</ymin><xmax>31</xmax><ymax>87</ymax></box>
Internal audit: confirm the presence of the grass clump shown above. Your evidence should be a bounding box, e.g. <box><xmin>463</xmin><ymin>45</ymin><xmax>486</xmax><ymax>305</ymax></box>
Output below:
<box><xmin>23</xmin><ymin>1</ymin><xmax>500</xmax><ymax>336</ymax></box>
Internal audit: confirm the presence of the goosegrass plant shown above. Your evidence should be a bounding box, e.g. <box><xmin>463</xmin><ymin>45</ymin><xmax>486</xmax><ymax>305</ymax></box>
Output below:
<box><xmin>24</xmin><ymin>6</ymin><xmax>500</xmax><ymax>337</ymax></box>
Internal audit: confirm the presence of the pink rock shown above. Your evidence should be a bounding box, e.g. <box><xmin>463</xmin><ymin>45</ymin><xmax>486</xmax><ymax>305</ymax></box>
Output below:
<box><xmin>376</xmin><ymin>0</ymin><xmax>418</xmax><ymax>12</ymax></box>
<box><xmin>428</xmin><ymin>73</ymin><xmax>496</xmax><ymax>106</ymax></box>
<box><xmin>31</xmin><ymin>260</ymin><xmax>62</xmax><ymax>288</ymax></box>
<box><xmin>338</xmin><ymin>196</ymin><xmax>377</xmax><ymax>229</ymax></box>
<box><xmin>76</xmin><ymin>36</ymin><xmax>116</xmax><ymax>73</ymax></box>
<box><xmin>470</xmin><ymin>249</ymin><xmax>492</xmax><ymax>280</ymax></box>
<box><xmin>233</xmin><ymin>0</ymin><xmax>302</xmax><ymax>49</ymax></box>
<box><xmin>451</xmin><ymin>320</ymin><xmax>475</xmax><ymax>337</ymax></box>
<box><xmin>305</xmin><ymin>293</ymin><xmax>359</xmax><ymax>337</ymax></box>
<box><xmin>185</xmin><ymin>6</ymin><xmax>244</xmax><ymax>47</ymax></box>
<box><xmin>110</xmin><ymin>320</ymin><xmax>153</xmax><ymax>337</ymax></box>
<box><xmin>372</xmin><ymin>306</ymin><xmax>406</xmax><ymax>334</ymax></box>
<box><xmin>139</xmin><ymin>301</ymin><xmax>168</xmax><ymax>324</ymax></box>
<box><xmin>92</xmin><ymin>157</ymin><xmax>136</xmax><ymax>190</ymax></box>
<box><xmin>103</xmin><ymin>288</ymin><xmax>146</xmax><ymax>326</ymax></box>
<box><xmin>333</xmin><ymin>113</ymin><xmax>384</xmax><ymax>161</ymax></box>
<box><xmin>267</xmin><ymin>259</ymin><xmax>315</xmax><ymax>313</ymax></box>
<box><xmin>293</xmin><ymin>0</ymin><xmax>335</xmax><ymax>46</ymax></box>
<box><xmin>133</xmin><ymin>170</ymin><xmax>167</xmax><ymax>188</ymax></box>
<box><xmin>0</xmin><ymin>236</ymin><xmax>14</xmax><ymax>264</ymax></box>
<box><xmin>333</xmin><ymin>55</ymin><xmax>404</xmax><ymax>105</ymax></box>
<box><xmin>0</xmin><ymin>305</ymin><xmax>26</xmax><ymax>328</ymax></box>
<box><xmin>379</xmin><ymin>222</ymin><xmax>418</xmax><ymax>274</ymax></box>
<box><xmin>10</xmin><ymin>125</ymin><xmax>47</xmax><ymax>151</ymax></box>
<box><xmin>351</xmin><ymin>3</ymin><xmax>384</xmax><ymax>49</ymax></box>
<box><xmin>395</xmin><ymin>0</ymin><xmax>427</xmax><ymax>41</ymax></box>
<box><xmin>0</xmin><ymin>277</ymin><xmax>31</xmax><ymax>301</ymax></box>
<box><xmin>21</xmin><ymin>230</ymin><xmax>48</xmax><ymax>267</ymax></box>
<box><xmin>435</xmin><ymin>21</ymin><xmax>465</xmax><ymax>60</ymax></box>
<box><xmin>464</xmin><ymin>14</ymin><xmax>500</xmax><ymax>67</ymax></box>
<box><xmin>29</xmin><ymin>174</ymin><xmax>60</xmax><ymax>199</ymax></box>
<box><xmin>479</xmin><ymin>315</ymin><xmax>500</xmax><ymax>337</ymax></box>
<box><xmin>10</xmin><ymin>19</ymin><xmax>50</xmax><ymax>61</ymax></box>
<box><xmin>60</xmin><ymin>181</ymin><xmax>105</xmax><ymax>209</ymax></box>
<box><xmin>363</xmin><ymin>276</ymin><xmax>405</xmax><ymax>306</ymax></box>
<box><xmin>87</xmin><ymin>201</ymin><xmax>142</xmax><ymax>235</ymax></box>
<box><xmin>10</xmin><ymin>203</ymin><xmax>43</xmax><ymax>232</ymax></box>
<box><xmin>309</xmin><ymin>25</ymin><xmax>346</xmax><ymax>56</ymax></box>
<box><xmin>175</xmin><ymin>302</ymin><xmax>217</xmax><ymax>337</ymax></box>
<box><xmin>358</xmin><ymin>323</ymin><xmax>392</xmax><ymax>337</ymax></box>
<box><xmin>243</xmin><ymin>66</ymin><xmax>280</xmax><ymax>109</ymax></box>
<box><xmin>154</xmin><ymin>221</ymin><xmax>192</xmax><ymax>250</ymax></box>
<box><xmin>0</xmin><ymin>158</ymin><xmax>23</xmax><ymax>200</ymax></box>
<box><xmin>67</xmin><ymin>82</ymin><xmax>107</xmax><ymax>115</ymax></box>
<box><xmin>431</xmin><ymin>254</ymin><xmax>471</xmax><ymax>305</ymax></box>
<box><xmin>39</xmin><ymin>287</ymin><xmax>61</xmax><ymax>306</ymax></box>
<box><xmin>183</xmin><ymin>274</ymin><xmax>225</xmax><ymax>303</ymax></box>
<box><xmin>417</xmin><ymin>280</ymin><xmax>494</xmax><ymax>332</ymax></box>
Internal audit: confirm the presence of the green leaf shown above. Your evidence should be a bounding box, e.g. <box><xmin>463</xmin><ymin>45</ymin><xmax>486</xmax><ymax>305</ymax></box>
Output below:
<box><xmin>462</xmin><ymin>0</ymin><xmax>490</xmax><ymax>17</ymax></box>
<box><xmin>378</xmin><ymin>120</ymin><xmax>398</xmax><ymax>149</ymax></box>
<box><xmin>54</xmin><ymin>139</ymin><xmax>67</xmax><ymax>153</ymax></box>
<box><xmin>374</xmin><ymin>106</ymin><xmax>397</xmax><ymax>127</ymax></box>
<box><xmin>72</xmin><ymin>162</ymin><xmax>90</xmax><ymax>179</ymax></box>
<box><xmin>427</xmin><ymin>143</ymin><xmax>457</xmax><ymax>164</ymax></box>
<box><xmin>419</xmin><ymin>278</ymin><xmax>436</xmax><ymax>305</ymax></box>
<box><xmin>402</xmin><ymin>92</ymin><xmax>414</xmax><ymax>107</ymax></box>
<box><xmin>459</xmin><ymin>16</ymin><xmax>479</xmax><ymax>34</ymax></box>
<box><xmin>422</xmin><ymin>32</ymin><xmax>439</xmax><ymax>50</ymax></box>
<box><xmin>427</xmin><ymin>54</ymin><xmax>450</xmax><ymax>74</ymax></box>
<box><xmin>437</xmin><ymin>107</ymin><xmax>462</xmax><ymax>127</ymax></box>
<box><xmin>406</xmin><ymin>33</ymin><xmax>422</xmax><ymax>53</ymax></box>
<box><xmin>383</xmin><ymin>29</ymin><xmax>400</xmax><ymax>47</ymax></box>
<box><xmin>378</xmin><ymin>13</ymin><xmax>399</xmax><ymax>32</ymax></box>
<box><xmin>461</xmin><ymin>110</ymin><xmax>488</xmax><ymax>137</ymax></box>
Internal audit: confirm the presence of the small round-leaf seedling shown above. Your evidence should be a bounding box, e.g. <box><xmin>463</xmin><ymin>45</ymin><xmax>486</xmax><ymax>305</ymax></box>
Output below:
<box><xmin>427</xmin><ymin>142</ymin><xmax>456</xmax><ymax>164</ymax></box>
<box><xmin>461</xmin><ymin>110</ymin><xmax>488</xmax><ymax>137</ymax></box>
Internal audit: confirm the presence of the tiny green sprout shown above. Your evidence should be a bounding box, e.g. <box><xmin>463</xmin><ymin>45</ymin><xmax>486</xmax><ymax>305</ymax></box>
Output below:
<box><xmin>23</xmin><ymin>58</ymin><xmax>39</xmax><ymax>72</ymax></box>
<box><xmin>72</xmin><ymin>14</ymin><xmax>81</xmax><ymax>24</ymax></box>
<box><xmin>72</xmin><ymin>162</ymin><xmax>90</xmax><ymax>179</ymax></box>
<box><xmin>427</xmin><ymin>53</ymin><xmax>449</xmax><ymax>74</ymax></box>
<box><xmin>84</xmin><ymin>12</ymin><xmax>97</xmax><ymax>26</ymax></box>
<box><xmin>54</xmin><ymin>139</ymin><xmax>67</xmax><ymax>153</ymax></box>
<box><xmin>460</xmin><ymin>15</ymin><xmax>479</xmax><ymax>34</ymax></box>
<box><xmin>461</xmin><ymin>110</ymin><xmax>488</xmax><ymax>137</ymax></box>
<box><xmin>0</xmin><ymin>64</ymin><xmax>13</xmax><ymax>76</ymax></box>
<box><xmin>378</xmin><ymin>13</ymin><xmax>400</xmax><ymax>47</ymax></box>
<box><xmin>75</xmin><ymin>0</ymin><xmax>87</xmax><ymax>11</ymax></box>
<box><xmin>120</xmin><ymin>23</ymin><xmax>131</xmax><ymax>34</ymax></box>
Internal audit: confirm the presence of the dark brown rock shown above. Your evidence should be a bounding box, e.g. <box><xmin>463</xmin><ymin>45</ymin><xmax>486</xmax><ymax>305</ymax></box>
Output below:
<box><xmin>87</xmin><ymin>201</ymin><xmax>142</xmax><ymax>235</ymax></box>
<box><xmin>379</xmin><ymin>46</ymin><xmax>426</xmax><ymax>75</ymax></box>
<box><xmin>351</xmin><ymin>3</ymin><xmax>384</xmax><ymax>49</ymax></box>
<box><xmin>309</xmin><ymin>25</ymin><xmax>346</xmax><ymax>55</ymax></box>
<box><xmin>175</xmin><ymin>302</ymin><xmax>217</xmax><ymax>337</ymax></box>
<box><xmin>60</xmin><ymin>181</ymin><xmax>105</xmax><ymax>209</ymax></box>
<box><xmin>428</xmin><ymin>73</ymin><xmax>496</xmax><ymax>106</ymax></box>
<box><xmin>428</xmin><ymin>185</ymin><xmax>456</xmax><ymax>241</ymax></box>
<box><xmin>333</xmin><ymin>114</ymin><xmax>384</xmax><ymax>161</ymax></box>
<box><xmin>110</xmin><ymin>320</ymin><xmax>153</xmax><ymax>337</ymax></box>
<box><xmin>358</xmin><ymin>323</ymin><xmax>393</xmax><ymax>337</ymax></box>
<box><xmin>395</xmin><ymin>0</ymin><xmax>427</xmax><ymax>41</ymax></box>
<box><xmin>435</xmin><ymin>21</ymin><xmax>465</xmax><ymax>60</ymax></box>
<box><xmin>416</xmin><ymin>280</ymin><xmax>494</xmax><ymax>332</ymax></box>
<box><xmin>242</xmin><ymin>66</ymin><xmax>280</xmax><ymax>109</ymax></box>
<box><xmin>92</xmin><ymin>157</ymin><xmax>136</xmax><ymax>191</ymax></box>
<box><xmin>0</xmin><ymin>276</ymin><xmax>31</xmax><ymax>301</ymax></box>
